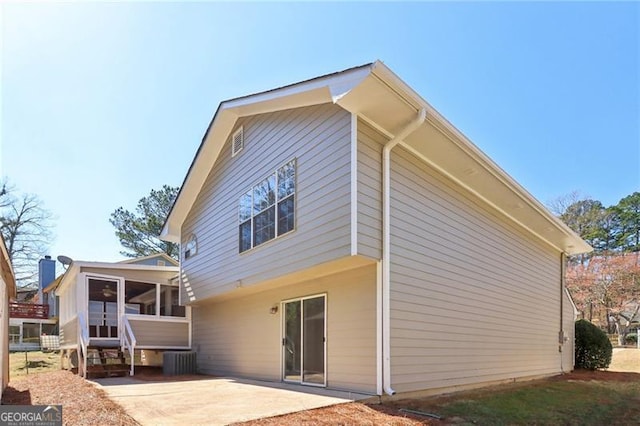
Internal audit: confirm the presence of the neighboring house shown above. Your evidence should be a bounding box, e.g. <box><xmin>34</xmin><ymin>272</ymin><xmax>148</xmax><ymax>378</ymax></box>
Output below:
<box><xmin>118</xmin><ymin>252</ymin><xmax>178</xmax><ymax>267</ymax></box>
<box><xmin>14</xmin><ymin>289</ymin><xmax>37</xmax><ymax>303</ymax></box>
<box><xmin>53</xmin><ymin>256</ymin><xmax>189</xmax><ymax>377</ymax></box>
<box><xmin>161</xmin><ymin>61</ymin><xmax>591</xmax><ymax>397</ymax></box>
<box><xmin>9</xmin><ymin>256</ymin><xmax>59</xmax><ymax>352</ymax></box>
<box><xmin>1</xmin><ymin>235</ymin><xmax>17</xmax><ymax>393</ymax></box>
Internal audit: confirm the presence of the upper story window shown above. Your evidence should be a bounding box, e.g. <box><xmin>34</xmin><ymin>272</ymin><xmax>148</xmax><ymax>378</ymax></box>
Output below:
<box><xmin>239</xmin><ymin>159</ymin><xmax>296</xmax><ymax>253</ymax></box>
<box><xmin>184</xmin><ymin>234</ymin><xmax>197</xmax><ymax>260</ymax></box>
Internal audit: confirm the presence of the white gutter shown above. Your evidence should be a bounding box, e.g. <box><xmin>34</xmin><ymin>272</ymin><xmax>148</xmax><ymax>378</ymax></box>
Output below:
<box><xmin>381</xmin><ymin>108</ymin><xmax>426</xmax><ymax>395</ymax></box>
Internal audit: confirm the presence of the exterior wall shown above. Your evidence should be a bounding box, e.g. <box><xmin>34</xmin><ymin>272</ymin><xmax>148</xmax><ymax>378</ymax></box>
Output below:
<box><xmin>182</xmin><ymin>103</ymin><xmax>353</xmax><ymax>302</ymax></box>
<box><xmin>58</xmin><ymin>276</ymin><xmax>78</xmax><ymax>325</ymax></box>
<box><xmin>192</xmin><ymin>265</ymin><xmax>377</xmax><ymax>393</ymax></box>
<box><xmin>60</xmin><ymin>317</ymin><xmax>78</xmax><ymax>347</ymax></box>
<box><xmin>389</xmin><ymin>145</ymin><xmax>564</xmax><ymax>393</ymax></box>
<box><xmin>128</xmin><ymin>318</ymin><xmax>189</xmax><ymax>347</ymax></box>
<box><xmin>562</xmin><ymin>290</ymin><xmax>576</xmax><ymax>371</ymax></box>
<box><xmin>356</xmin><ymin>119</ymin><xmax>383</xmax><ymax>259</ymax></box>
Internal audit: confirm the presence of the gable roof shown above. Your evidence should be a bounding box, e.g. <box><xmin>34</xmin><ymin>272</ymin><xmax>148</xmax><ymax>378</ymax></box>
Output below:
<box><xmin>161</xmin><ymin>60</ymin><xmax>591</xmax><ymax>256</ymax></box>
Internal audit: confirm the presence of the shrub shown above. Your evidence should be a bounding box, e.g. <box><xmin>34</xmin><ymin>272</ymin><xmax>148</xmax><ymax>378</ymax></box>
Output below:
<box><xmin>575</xmin><ymin>319</ymin><xmax>612</xmax><ymax>370</ymax></box>
<box><xmin>625</xmin><ymin>333</ymin><xmax>637</xmax><ymax>345</ymax></box>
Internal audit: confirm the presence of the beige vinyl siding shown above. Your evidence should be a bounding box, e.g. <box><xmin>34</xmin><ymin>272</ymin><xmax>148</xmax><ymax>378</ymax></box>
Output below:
<box><xmin>562</xmin><ymin>290</ymin><xmax>576</xmax><ymax>371</ymax></box>
<box><xmin>60</xmin><ymin>317</ymin><xmax>78</xmax><ymax>346</ymax></box>
<box><xmin>356</xmin><ymin>119</ymin><xmax>383</xmax><ymax>259</ymax></box>
<box><xmin>192</xmin><ymin>265</ymin><xmax>377</xmax><ymax>393</ymax></box>
<box><xmin>128</xmin><ymin>318</ymin><xmax>189</xmax><ymax>347</ymax></box>
<box><xmin>389</xmin><ymin>145</ymin><xmax>563</xmax><ymax>393</ymax></box>
<box><xmin>182</xmin><ymin>103</ymin><xmax>352</xmax><ymax>301</ymax></box>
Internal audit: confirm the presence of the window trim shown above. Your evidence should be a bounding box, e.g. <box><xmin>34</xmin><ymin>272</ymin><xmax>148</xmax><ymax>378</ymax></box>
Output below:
<box><xmin>231</xmin><ymin>126</ymin><xmax>244</xmax><ymax>157</ymax></box>
<box><xmin>239</xmin><ymin>158</ymin><xmax>296</xmax><ymax>253</ymax></box>
<box><xmin>124</xmin><ymin>280</ymin><xmax>187</xmax><ymax>320</ymax></box>
<box><xmin>184</xmin><ymin>234</ymin><xmax>197</xmax><ymax>260</ymax></box>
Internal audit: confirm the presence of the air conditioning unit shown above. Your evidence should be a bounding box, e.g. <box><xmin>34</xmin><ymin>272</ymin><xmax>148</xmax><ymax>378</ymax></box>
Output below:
<box><xmin>163</xmin><ymin>351</ymin><xmax>197</xmax><ymax>375</ymax></box>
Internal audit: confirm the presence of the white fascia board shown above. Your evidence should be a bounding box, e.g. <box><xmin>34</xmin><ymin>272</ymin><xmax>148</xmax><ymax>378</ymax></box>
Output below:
<box><xmin>160</xmin><ymin>223</ymin><xmax>181</xmax><ymax>243</ymax></box>
<box><xmin>73</xmin><ymin>261</ymin><xmax>179</xmax><ymax>272</ymax></box>
<box><xmin>369</xmin><ymin>61</ymin><xmax>591</xmax><ymax>255</ymax></box>
<box><xmin>56</xmin><ymin>261</ymin><xmax>178</xmax><ymax>296</ymax></box>
<box><xmin>222</xmin><ymin>65</ymin><xmax>372</xmax><ymax>111</ymax></box>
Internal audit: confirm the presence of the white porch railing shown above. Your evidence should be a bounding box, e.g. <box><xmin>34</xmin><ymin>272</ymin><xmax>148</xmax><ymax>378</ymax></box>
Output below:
<box><xmin>121</xmin><ymin>316</ymin><xmax>137</xmax><ymax>376</ymax></box>
<box><xmin>77</xmin><ymin>312</ymin><xmax>90</xmax><ymax>379</ymax></box>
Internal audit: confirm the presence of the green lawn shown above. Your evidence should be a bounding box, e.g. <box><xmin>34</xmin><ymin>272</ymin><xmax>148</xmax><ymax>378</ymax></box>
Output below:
<box><xmin>9</xmin><ymin>351</ymin><xmax>60</xmax><ymax>378</ymax></box>
<box><xmin>386</xmin><ymin>372</ymin><xmax>640</xmax><ymax>425</ymax></box>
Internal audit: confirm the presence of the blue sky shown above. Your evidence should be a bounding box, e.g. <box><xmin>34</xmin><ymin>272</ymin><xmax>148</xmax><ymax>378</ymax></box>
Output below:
<box><xmin>1</xmin><ymin>2</ymin><xmax>638</xmax><ymax>264</ymax></box>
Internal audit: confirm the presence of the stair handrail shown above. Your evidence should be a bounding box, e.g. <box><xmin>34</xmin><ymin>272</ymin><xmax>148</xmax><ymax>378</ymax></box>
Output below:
<box><xmin>121</xmin><ymin>316</ymin><xmax>137</xmax><ymax>376</ymax></box>
<box><xmin>77</xmin><ymin>312</ymin><xmax>90</xmax><ymax>378</ymax></box>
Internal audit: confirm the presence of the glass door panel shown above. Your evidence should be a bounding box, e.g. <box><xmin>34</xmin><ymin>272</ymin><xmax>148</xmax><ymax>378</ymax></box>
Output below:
<box><xmin>303</xmin><ymin>297</ymin><xmax>325</xmax><ymax>385</ymax></box>
<box><xmin>283</xmin><ymin>300</ymin><xmax>301</xmax><ymax>381</ymax></box>
<box><xmin>87</xmin><ymin>278</ymin><xmax>119</xmax><ymax>339</ymax></box>
<box><xmin>282</xmin><ymin>295</ymin><xmax>326</xmax><ymax>386</ymax></box>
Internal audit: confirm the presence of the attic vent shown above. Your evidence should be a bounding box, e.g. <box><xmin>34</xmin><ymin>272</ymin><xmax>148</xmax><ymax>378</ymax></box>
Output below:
<box><xmin>232</xmin><ymin>127</ymin><xmax>244</xmax><ymax>157</ymax></box>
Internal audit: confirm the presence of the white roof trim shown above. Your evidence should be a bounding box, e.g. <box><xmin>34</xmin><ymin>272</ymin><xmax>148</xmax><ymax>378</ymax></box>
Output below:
<box><xmin>55</xmin><ymin>260</ymin><xmax>179</xmax><ymax>295</ymax></box>
<box><xmin>118</xmin><ymin>252</ymin><xmax>178</xmax><ymax>266</ymax></box>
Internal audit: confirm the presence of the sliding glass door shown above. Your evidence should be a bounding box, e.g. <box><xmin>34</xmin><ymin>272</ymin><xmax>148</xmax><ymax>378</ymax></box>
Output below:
<box><xmin>282</xmin><ymin>294</ymin><xmax>326</xmax><ymax>386</ymax></box>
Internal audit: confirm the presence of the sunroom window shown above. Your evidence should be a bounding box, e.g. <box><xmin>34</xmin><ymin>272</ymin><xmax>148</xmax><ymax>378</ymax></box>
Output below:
<box><xmin>124</xmin><ymin>281</ymin><xmax>186</xmax><ymax>318</ymax></box>
<box><xmin>239</xmin><ymin>159</ymin><xmax>295</xmax><ymax>252</ymax></box>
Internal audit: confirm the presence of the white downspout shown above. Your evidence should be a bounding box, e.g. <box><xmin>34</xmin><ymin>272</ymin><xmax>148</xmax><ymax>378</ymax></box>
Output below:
<box><xmin>382</xmin><ymin>108</ymin><xmax>426</xmax><ymax>395</ymax></box>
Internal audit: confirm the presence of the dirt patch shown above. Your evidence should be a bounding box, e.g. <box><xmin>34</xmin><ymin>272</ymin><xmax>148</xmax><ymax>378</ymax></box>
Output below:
<box><xmin>2</xmin><ymin>370</ymin><xmax>139</xmax><ymax>426</ymax></box>
<box><xmin>557</xmin><ymin>368</ymin><xmax>640</xmax><ymax>382</ymax></box>
<box><xmin>10</xmin><ymin>351</ymin><xmax>60</xmax><ymax>378</ymax></box>
<box><xmin>236</xmin><ymin>402</ymin><xmax>433</xmax><ymax>425</ymax></box>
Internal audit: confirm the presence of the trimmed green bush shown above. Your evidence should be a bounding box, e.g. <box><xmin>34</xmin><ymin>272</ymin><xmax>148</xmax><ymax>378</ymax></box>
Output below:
<box><xmin>575</xmin><ymin>319</ymin><xmax>612</xmax><ymax>370</ymax></box>
<box><xmin>625</xmin><ymin>333</ymin><xmax>637</xmax><ymax>345</ymax></box>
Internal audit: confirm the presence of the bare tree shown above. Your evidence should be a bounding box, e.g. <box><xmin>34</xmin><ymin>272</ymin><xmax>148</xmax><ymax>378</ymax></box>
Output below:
<box><xmin>0</xmin><ymin>180</ymin><xmax>54</xmax><ymax>289</ymax></box>
<box><xmin>547</xmin><ymin>191</ymin><xmax>585</xmax><ymax>217</ymax></box>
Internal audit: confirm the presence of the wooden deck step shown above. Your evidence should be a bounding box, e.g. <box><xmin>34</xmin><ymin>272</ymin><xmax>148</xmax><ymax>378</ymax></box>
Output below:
<box><xmin>85</xmin><ymin>347</ymin><xmax>129</xmax><ymax>378</ymax></box>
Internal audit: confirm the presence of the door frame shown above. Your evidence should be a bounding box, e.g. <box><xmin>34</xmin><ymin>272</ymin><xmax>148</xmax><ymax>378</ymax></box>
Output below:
<box><xmin>84</xmin><ymin>273</ymin><xmax>124</xmax><ymax>341</ymax></box>
<box><xmin>281</xmin><ymin>293</ymin><xmax>327</xmax><ymax>387</ymax></box>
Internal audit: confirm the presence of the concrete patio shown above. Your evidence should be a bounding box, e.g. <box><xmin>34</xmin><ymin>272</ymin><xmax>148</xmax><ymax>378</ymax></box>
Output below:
<box><xmin>93</xmin><ymin>375</ymin><xmax>373</xmax><ymax>425</ymax></box>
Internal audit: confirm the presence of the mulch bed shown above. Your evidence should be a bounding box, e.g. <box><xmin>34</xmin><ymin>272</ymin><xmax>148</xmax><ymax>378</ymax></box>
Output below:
<box><xmin>2</xmin><ymin>370</ymin><xmax>139</xmax><ymax>426</ymax></box>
